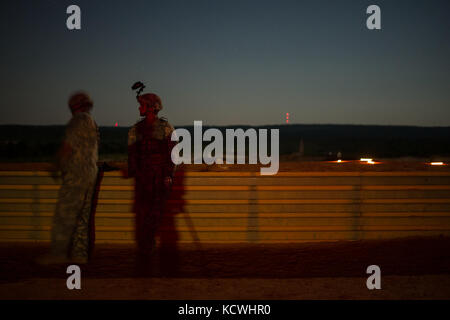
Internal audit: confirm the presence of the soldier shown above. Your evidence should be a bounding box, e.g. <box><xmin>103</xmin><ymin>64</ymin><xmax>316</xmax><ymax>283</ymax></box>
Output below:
<box><xmin>127</xmin><ymin>90</ymin><xmax>176</xmax><ymax>262</ymax></box>
<box><xmin>38</xmin><ymin>92</ymin><xmax>99</xmax><ymax>265</ymax></box>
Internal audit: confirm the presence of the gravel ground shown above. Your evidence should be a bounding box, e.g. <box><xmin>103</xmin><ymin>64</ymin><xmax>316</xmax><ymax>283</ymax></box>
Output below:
<box><xmin>1</xmin><ymin>237</ymin><xmax>449</xmax><ymax>299</ymax></box>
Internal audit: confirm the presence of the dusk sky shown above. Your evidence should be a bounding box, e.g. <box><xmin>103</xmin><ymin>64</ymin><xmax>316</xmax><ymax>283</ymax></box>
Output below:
<box><xmin>1</xmin><ymin>0</ymin><xmax>449</xmax><ymax>127</ymax></box>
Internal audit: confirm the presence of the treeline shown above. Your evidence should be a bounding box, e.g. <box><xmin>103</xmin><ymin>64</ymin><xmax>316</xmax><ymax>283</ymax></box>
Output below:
<box><xmin>0</xmin><ymin>124</ymin><xmax>450</xmax><ymax>161</ymax></box>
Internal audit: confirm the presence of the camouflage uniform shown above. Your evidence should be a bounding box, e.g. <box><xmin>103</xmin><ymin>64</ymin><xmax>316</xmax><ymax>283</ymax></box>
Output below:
<box><xmin>128</xmin><ymin>117</ymin><xmax>176</xmax><ymax>256</ymax></box>
<box><xmin>51</xmin><ymin>112</ymin><xmax>99</xmax><ymax>260</ymax></box>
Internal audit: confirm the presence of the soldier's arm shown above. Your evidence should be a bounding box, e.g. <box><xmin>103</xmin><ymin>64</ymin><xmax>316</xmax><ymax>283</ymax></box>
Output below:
<box><xmin>127</xmin><ymin>125</ymin><xmax>137</xmax><ymax>178</ymax></box>
<box><xmin>56</xmin><ymin>117</ymin><xmax>79</xmax><ymax>171</ymax></box>
<box><xmin>53</xmin><ymin>141</ymin><xmax>72</xmax><ymax>175</ymax></box>
<box><xmin>164</xmin><ymin>122</ymin><xmax>177</xmax><ymax>179</ymax></box>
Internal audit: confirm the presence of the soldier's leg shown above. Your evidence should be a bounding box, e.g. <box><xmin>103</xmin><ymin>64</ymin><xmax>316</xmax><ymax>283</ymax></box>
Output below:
<box><xmin>135</xmin><ymin>182</ymin><xmax>154</xmax><ymax>255</ymax></box>
<box><xmin>71</xmin><ymin>181</ymin><xmax>95</xmax><ymax>261</ymax></box>
<box><xmin>142</xmin><ymin>195</ymin><xmax>159</xmax><ymax>253</ymax></box>
<box><xmin>51</xmin><ymin>184</ymin><xmax>85</xmax><ymax>258</ymax></box>
<box><xmin>145</xmin><ymin>180</ymin><xmax>169</xmax><ymax>249</ymax></box>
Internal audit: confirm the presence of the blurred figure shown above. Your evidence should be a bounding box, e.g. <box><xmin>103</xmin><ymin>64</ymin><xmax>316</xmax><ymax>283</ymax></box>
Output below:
<box><xmin>127</xmin><ymin>91</ymin><xmax>176</xmax><ymax>267</ymax></box>
<box><xmin>39</xmin><ymin>92</ymin><xmax>99</xmax><ymax>265</ymax></box>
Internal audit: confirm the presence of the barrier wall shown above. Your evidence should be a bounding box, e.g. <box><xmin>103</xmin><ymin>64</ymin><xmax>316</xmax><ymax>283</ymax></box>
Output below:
<box><xmin>1</xmin><ymin>168</ymin><xmax>450</xmax><ymax>243</ymax></box>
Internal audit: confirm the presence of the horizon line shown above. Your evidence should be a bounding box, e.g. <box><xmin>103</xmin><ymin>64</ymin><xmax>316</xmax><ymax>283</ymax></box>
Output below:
<box><xmin>1</xmin><ymin>123</ymin><xmax>450</xmax><ymax>128</ymax></box>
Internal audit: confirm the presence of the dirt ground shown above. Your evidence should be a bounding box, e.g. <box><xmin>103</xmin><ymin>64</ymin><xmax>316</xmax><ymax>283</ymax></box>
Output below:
<box><xmin>1</xmin><ymin>236</ymin><xmax>449</xmax><ymax>299</ymax></box>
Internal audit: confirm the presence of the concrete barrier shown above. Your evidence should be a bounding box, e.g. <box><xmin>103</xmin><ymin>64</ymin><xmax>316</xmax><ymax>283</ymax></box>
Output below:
<box><xmin>1</xmin><ymin>167</ymin><xmax>450</xmax><ymax>243</ymax></box>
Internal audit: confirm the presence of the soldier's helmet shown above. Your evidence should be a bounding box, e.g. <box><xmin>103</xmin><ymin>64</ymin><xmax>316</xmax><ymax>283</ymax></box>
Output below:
<box><xmin>137</xmin><ymin>93</ymin><xmax>163</xmax><ymax>113</ymax></box>
<box><xmin>68</xmin><ymin>91</ymin><xmax>93</xmax><ymax>112</ymax></box>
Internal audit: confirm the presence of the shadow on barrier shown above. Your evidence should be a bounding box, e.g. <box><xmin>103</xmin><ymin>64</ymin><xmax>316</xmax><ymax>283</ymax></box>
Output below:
<box><xmin>157</xmin><ymin>168</ymin><xmax>185</xmax><ymax>277</ymax></box>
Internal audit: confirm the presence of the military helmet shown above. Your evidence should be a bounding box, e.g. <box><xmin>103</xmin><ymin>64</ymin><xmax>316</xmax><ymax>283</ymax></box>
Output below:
<box><xmin>137</xmin><ymin>93</ymin><xmax>163</xmax><ymax>112</ymax></box>
<box><xmin>68</xmin><ymin>91</ymin><xmax>93</xmax><ymax>111</ymax></box>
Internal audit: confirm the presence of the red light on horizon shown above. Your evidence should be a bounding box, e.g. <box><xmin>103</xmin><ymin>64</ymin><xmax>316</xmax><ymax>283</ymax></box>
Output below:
<box><xmin>115</xmin><ymin>122</ymin><xmax>118</xmax><ymax>127</ymax></box>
